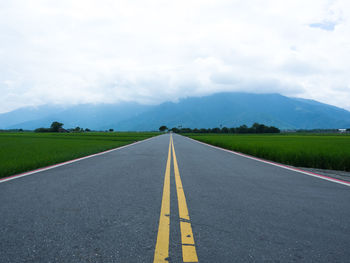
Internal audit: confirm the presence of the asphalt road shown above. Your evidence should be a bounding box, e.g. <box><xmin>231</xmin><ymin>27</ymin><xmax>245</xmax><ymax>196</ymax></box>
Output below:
<box><xmin>0</xmin><ymin>133</ymin><xmax>349</xmax><ymax>262</ymax></box>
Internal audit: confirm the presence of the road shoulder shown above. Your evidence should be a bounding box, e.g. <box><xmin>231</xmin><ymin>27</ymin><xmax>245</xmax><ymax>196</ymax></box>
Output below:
<box><xmin>298</xmin><ymin>167</ymin><xmax>350</xmax><ymax>183</ymax></box>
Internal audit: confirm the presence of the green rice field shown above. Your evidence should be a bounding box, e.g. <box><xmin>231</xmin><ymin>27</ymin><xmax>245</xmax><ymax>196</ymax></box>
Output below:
<box><xmin>0</xmin><ymin>132</ymin><xmax>157</xmax><ymax>179</ymax></box>
<box><xmin>186</xmin><ymin>133</ymin><xmax>350</xmax><ymax>172</ymax></box>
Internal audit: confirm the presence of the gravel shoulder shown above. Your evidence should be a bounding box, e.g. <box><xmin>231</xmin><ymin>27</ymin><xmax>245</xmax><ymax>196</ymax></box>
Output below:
<box><xmin>298</xmin><ymin>167</ymin><xmax>350</xmax><ymax>183</ymax></box>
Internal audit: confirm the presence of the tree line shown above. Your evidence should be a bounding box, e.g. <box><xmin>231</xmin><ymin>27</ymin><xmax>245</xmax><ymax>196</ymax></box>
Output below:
<box><xmin>34</xmin><ymin>122</ymin><xmax>117</xmax><ymax>133</ymax></box>
<box><xmin>160</xmin><ymin>123</ymin><xmax>281</xmax><ymax>134</ymax></box>
<box><xmin>34</xmin><ymin>122</ymin><xmax>94</xmax><ymax>133</ymax></box>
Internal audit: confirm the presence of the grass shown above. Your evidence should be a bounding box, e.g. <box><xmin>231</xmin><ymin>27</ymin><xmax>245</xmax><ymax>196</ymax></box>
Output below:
<box><xmin>0</xmin><ymin>132</ymin><xmax>158</xmax><ymax>179</ymax></box>
<box><xmin>185</xmin><ymin>133</ymin><xmax>350</xmax><ymax>172</ymax></box>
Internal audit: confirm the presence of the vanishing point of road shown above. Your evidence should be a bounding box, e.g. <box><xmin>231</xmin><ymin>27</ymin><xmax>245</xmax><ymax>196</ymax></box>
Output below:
<box><xmin>0</xmin><ymin>134</ymin><xmax>349</xmax><ymax>262</ymax></box>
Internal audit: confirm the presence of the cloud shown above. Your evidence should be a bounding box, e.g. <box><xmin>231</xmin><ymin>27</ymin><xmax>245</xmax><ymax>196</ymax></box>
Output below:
<box><xmin>309</xmin><ymin>21</ymin><xmax>338</xmax><ymax>31</ymax></box>
<box><xmin>0</xmin><ymin>0</ymin><xmax>350</xmax><ymax>113</ymax></box>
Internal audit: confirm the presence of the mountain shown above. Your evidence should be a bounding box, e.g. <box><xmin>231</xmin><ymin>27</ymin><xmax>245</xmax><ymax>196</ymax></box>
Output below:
<box><xmin>115</xmin><ymin>93</ymin><xmax>350</xmax><ymax>130</ymax></box>
<box><xmin>0</xmin><ymin>103</ymin><xmax>151</xmax><ymax>130</ymax></box>
<box><xmin>1</xmin><ymin>92</ymin><xmax>350</xmax><ymax>130</ymax></box>
<box><xmin>0</xmin><ymin>105</ymin><xmax>64</xmax><ymax>129</ymax></box>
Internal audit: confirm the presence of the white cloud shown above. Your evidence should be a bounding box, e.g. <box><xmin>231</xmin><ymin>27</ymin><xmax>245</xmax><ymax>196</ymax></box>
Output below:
<box><xmin>1</xmin><ymin>0</ymin><xmax>350</xmax><ymax>113</ymax></box>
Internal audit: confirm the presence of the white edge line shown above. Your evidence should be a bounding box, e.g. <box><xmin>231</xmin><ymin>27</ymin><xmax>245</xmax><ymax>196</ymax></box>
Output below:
<box><xmin>0</xmin><ymin>135</ymin><xmax>158</xmax><ymax>184</ymax></box>
<box><xmin>183</xmin><ymin>135</ymin><xmax>350</xmax><ymax>187</ymax></box>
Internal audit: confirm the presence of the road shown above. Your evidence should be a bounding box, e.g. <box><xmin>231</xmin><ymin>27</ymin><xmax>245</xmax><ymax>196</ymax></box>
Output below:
<box><xmin>0</xmin><ymin>133</ymin><xmax>349</xmax><ymax>262</ymax></box>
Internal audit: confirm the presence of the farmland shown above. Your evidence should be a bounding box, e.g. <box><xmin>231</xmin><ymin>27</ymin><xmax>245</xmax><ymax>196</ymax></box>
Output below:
<box><xmin>0</xmin><ymin>132</ymin><xmax>157</xmax><ymax>179</ymax></box>
<box><xmin>186</xmin><ymin>133</ymin><xmax>350</xmax><ymax>172</ymax></box>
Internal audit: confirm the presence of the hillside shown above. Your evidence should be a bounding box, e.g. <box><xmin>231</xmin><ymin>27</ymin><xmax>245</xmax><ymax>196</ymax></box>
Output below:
<box><xmin>115</xmin><ymin>93</ymin><xmax>350</xmax><ymax>130</ymax></box>
<box><xmin>1</xmin><ymin>92</ymin><xmax>350</xmax><ymax>130</ymax></box>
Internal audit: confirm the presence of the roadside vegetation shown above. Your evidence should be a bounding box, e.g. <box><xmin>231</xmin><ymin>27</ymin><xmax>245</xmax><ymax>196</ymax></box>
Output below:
<box><xmin>186</xmin><ymin>133</ymin><xmax>350</xmax><ymax>172</ymax></box>
<box><xmin>0</xmin><ymin>132</ymin><xmax>157</xmax><ymax>179</ymax></box>
<box><xmin>169</xmin><ymin>123</ymin><xmax>280</xmax><ymax>134</ymax></box>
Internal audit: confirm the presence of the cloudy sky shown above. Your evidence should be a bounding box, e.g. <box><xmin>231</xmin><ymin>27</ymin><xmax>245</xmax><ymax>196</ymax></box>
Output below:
<box><xmin>1</xmin><ymin>0</ymin><xmax>350</xmax><ymax>113</ymax></box>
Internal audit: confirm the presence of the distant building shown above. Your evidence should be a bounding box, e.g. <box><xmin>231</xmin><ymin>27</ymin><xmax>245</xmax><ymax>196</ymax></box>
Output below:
<box><xmin>338</xmin><ymin>129</ymin><xmax>347</xmax><ymax>133</ymax></box>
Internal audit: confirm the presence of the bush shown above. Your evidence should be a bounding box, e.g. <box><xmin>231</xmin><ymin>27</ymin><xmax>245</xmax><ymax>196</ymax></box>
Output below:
<box><xmin>34</xmin><ymin>128</ymin><xmax>51</xmax><ymax>133</ymax></box>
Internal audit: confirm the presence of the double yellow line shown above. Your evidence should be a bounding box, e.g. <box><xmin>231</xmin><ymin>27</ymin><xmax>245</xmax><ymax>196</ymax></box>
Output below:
<box><xmin>154</xmin><ymin>135</ymin><xmax>198</xmax><ymax>263</ymax></box>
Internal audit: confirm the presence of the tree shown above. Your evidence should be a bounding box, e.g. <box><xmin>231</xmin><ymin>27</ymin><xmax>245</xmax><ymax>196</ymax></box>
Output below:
<box><xmin>222</xmin><ymin>127</ymin><xmax>229</xmax><ymax>133</ymax></box>
<box><xmin>159</xmin><ymin>125</ymin><xmax>168</xmax><ymax>132</ymax></box>
<box><xmin>109</xmin><ymin>128</ymin><xmax>114</xmax><ymax>132</ymax></box>
<box><xmin>212</xmin><ymin>127</ymin><xmax>221</xmax><ymax>133</ymax></box>
<box><xmin>266</xmin><ymin>126</ymin><xmax>280</xmax><ymax>133</ymax></box>
<box><xmin>50</xmin><ymin>121</ymin><xmax>64</xmax><ymax>132</ymax></box>
<box><xmin>255</xmin><ymin>123</ymin><xmax>267</xmax><ymax>133</ymax></box>
<box><xmin>35</xmin><ymin>127</ymin><xmax>51</xmax><ymax>133</ymax></box>
<box><xmin>73</xmin><ymin>126</ymin><xmax>82</xmax><ymax>132</ymax></box>
<box><xmin>229</xmin><ymin>127</ymin><xmax>236</xmax><ymax>133</ymax></box>
<box><xmin>237</xmin><ymin>125</ymin><xmax>249</xmax><ymax>133</ymax></box>
<box><xmin>180</xmin><ymin>128</ymin><xmax>192</xmax><ymax>133</ymax></box>
<box><xmin>170</xmin><ymin>127</ymin><xmax>179</xmax><ymax>133</ymax></box>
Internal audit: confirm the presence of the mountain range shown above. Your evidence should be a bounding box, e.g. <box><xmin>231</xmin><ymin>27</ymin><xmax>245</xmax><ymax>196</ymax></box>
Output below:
<box><xmin>1</xmin><ymin>92</ymin><xmax>350</xmax><ymax>131</ymax></box>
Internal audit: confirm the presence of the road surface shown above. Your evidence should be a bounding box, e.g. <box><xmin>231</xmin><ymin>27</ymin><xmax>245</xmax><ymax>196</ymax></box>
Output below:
<box><xmin>0</xmin><ymin>134</ymin><xmax>349</xmax><ymax>262</ymax></box>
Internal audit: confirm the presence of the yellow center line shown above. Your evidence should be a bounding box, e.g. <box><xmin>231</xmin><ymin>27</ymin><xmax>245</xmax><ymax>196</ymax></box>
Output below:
<box><xmin>171</xmin><ymin>136</ymin><xmax>199</xmax><ymax>263</ymax></box>
<box><xmin>154</xmin><ymin>134</ymin><xmax>198</xmax><ymax>263</ymax></box>
<box><xmin>153</xmin><ymin>138</ymin><xmax>172</xmax><ymax>263</ymax></box>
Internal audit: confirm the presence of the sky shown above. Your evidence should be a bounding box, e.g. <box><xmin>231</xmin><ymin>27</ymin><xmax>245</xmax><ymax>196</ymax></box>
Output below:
<box><xmin>1</xmin><ymin>0</ymin><xmax>350</xmax><ymax>113</ymax></box>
